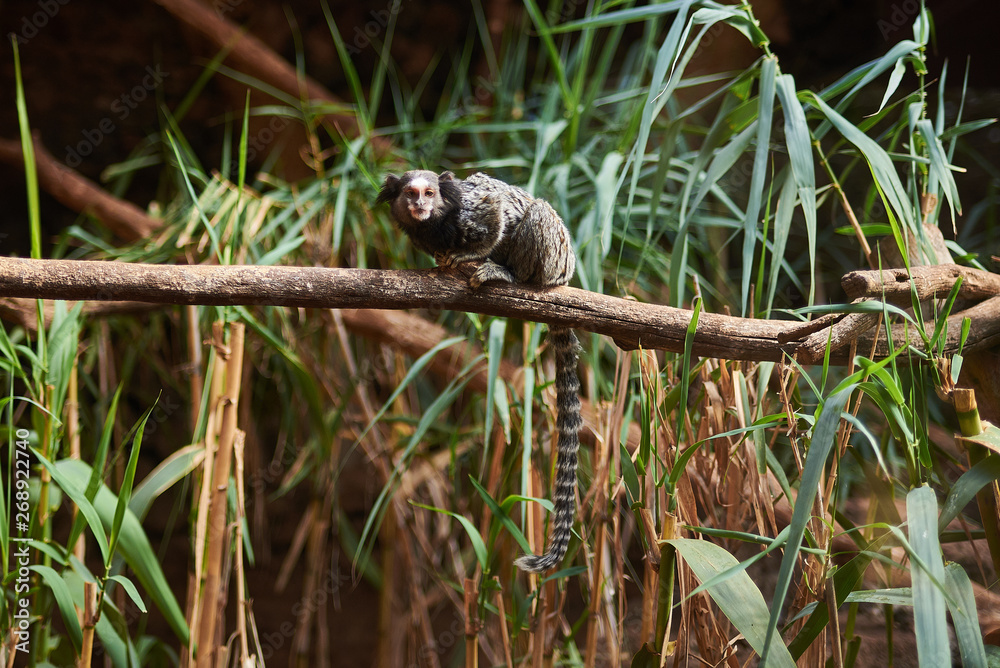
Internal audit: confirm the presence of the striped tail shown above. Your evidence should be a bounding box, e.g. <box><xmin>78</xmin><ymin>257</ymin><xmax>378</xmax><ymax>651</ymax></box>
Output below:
<box><xmin>515</xmin><ymin>327</ymin><xmax>583</xmax><ymax>573</ymax></box>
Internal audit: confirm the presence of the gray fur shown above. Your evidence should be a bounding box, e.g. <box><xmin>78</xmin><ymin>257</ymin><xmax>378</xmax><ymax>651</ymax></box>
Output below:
<box><xmin>378</xmin><ymin>170</ymin><xmax>582</xmax><ymax>573</ymax></box>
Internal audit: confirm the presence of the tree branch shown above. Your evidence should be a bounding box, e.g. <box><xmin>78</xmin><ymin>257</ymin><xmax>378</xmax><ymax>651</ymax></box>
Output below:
<box><xmin>843</xmin><ymin>264</ymin><xmax>1000</xmax><ymax>302</ymax></box>
<box><xmin>2</xmin><ymin>257</ymin><xmax>998</xmax><ymax>364</ymax></box>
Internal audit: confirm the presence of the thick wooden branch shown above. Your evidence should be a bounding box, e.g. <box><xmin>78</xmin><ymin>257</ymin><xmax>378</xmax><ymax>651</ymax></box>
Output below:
<box><xmin>2</xmin><ymin>257</ymin><xmax>998</xmax><ymax>365</ymax></box>
<box><xmin>843</xmin><ymin>264</ymin><xmax>1000</xmax><ymax>302</ymax></box>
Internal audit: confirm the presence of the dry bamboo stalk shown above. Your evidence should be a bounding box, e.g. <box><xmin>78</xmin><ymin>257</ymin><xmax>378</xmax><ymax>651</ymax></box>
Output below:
<box><xmin>492</xmin><ymin>578</ymin><xmax>514</xmax><ymax>668</ymax></box>
<box><xmin>233</xmin><ymin>430</ymin><xmax>251</xmax><ymax>666</ymax></box>
<box><xmin>185</xmin><ymin>305</ymin><xmax>204</xmax><ymax>433</ymax></box>
<box><xmin>195</xmin><ymin>322</ymin><xmax>245</xmax><ymax>668</ymax></box>
<box><xmin>274</xmin><ymin>500</ymin><xmax>316</xmax><ymax>593</ymax></box>
<box><xmin>464</xmin><ymin>578</ymin><xmax>479</xmax><ymax>668</ymax></box>
<box><xmin>67</xmin><ymin>363</ymin><xmax>86</xmax><ymax>564</ymax></box>
<box><xmin>77</xmin><ymin>581</ymin><xmax>98</xmax><ymax>668</ymax></box>
<box><xmin>583</xmin><ymin>393</ymin><xmax>613</xmax><ymax>668</ymax></box>
<box><xmin>185</xmin><ymin>326</ymin><xmax>226</xmax><ymax>665</ymax></box>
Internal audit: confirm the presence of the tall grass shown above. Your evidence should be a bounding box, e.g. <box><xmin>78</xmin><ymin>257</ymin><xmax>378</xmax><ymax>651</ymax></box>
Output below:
<box><xmin>2</xmin><ymin>1</ymin><xmax>998</xmax><ymax>666</ymax></box>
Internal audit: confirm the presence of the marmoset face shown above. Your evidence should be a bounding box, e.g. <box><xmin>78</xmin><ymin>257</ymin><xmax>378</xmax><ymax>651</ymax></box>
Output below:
<box><xmin>401</xmin><ymin>174</ymin><xmax>439</xmax><ymax>221</ymax></box>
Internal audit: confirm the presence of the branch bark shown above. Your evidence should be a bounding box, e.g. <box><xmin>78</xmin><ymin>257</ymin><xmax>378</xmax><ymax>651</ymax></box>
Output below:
<box><xmin>843</xmin><ymin>264</ymin><xmax>1000</xmax><ymax>302</ymax></box>
<box><xmin>2</xmin><ymin>256</ymin><xmax>998</xmax><ymax>365</ymax></box>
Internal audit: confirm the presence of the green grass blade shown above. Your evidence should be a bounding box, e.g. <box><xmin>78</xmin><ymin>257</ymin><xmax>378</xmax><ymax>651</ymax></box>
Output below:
<box><xmin>11</xmin><ymin>37</ymin><xmax>41</xmax><ymax>260</ymax></box>
<box><xmin>939</xmin><ymin>450</ymin><xmax>1000</xmax><ymax>531</ymax></box>
<box><xmin>54</xmin><ymin>459</ymin><xmax>189</xmax><ymax>643</ymax></box>
<box><xmin>916</xmin><ymin>117</ymin><xmax>962</xmax><ymax>227</ymax></box>
<box><xmin>130</xmin><ymin>444</ymin><xmax>204</xmax><ymax>522</ymax></box>
<box><xmin>469</xmin><ymin>476</ymin><xmax>539</xmax><ymax>556</ymax></box>
<box><xmin>30</xmin><ymin>564</ymin><xmax>83</xmax><ymax>654</ymax></box>
<box><xmin>761</xmin><ymin>385</ymin><xmax>854</xmax><ymax>663</ymax></box>
<box><xmin>808</xmin><ymin>92</ymin><xmax>916</xmax><ymax>234</ymax></box>
<box><xmin>775</xmin><ymin>73</ymin><xmax>817</xmax><ymax>305</ymax></box>
<box><xmin>667</xmin><ymin>538</ymin><xmax>796</xmax><ymax>667</ymax></box>
<box><xmin>484</xmin><ymin>319</ymin><xmax>506</xmax><ymax>460</ymax></box>
<box><xmin>944</xmin><ymin>562</ymin><xmax>987</xmax><ymax>666</ymax></box>
<box><xmin>109</xmin><ymin>401</ymin><xmax>157</xmax><ymax>564</ymax></box>
<box><xmin>411</xmin><ymin>501</ymin><xmax>487</xmax><ymax>569</ymax></box>
<box><xmin>907</xmin><ymin>485</ymin><xmax>951</xmax><ymax>667</ymax></box>
<box><xmin>108</xmin><ymin>573</ymin><xmax>148</xmax><ymax>614</ymax></box>
<box><xmin>33</xmin><ymin>448</ymin><xmax>111</xmax><ymax>563</ymax></box>
<box><xmin>742</xmin><ymin>55</ymin><xmax>777</xmax><ymax>315</ymax></box>
<box><xmin>321</xmin><ymin>0</ymin><xmax>370</xmax><ymax>130</ymax></box>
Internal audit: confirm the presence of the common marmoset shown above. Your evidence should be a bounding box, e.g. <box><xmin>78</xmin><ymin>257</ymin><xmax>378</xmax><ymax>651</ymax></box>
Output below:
<box><xmin>376</xmin><ymin>170</ymin><xmax>581</xmax><ymax>573</ymax></box>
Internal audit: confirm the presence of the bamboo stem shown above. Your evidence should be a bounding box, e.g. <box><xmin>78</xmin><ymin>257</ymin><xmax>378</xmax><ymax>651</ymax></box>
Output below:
<box><xmin>955</xmin><ymin>388</ymin><xmax>1000</xmax><ymax>581</ymax></box>
<box><xmin>464</xmin><ymin>578</ymin><xmax>479</xmax><ymax>668</ymax></box>
<box><xmin>195</xmin><ymin>322</ymin><xmax>245</xmax><ymax>668</ymax></box>
<box><xmin>77</xmin><ymin>581</ymin><xmax>98</xmax><ymax>668</ymax></box>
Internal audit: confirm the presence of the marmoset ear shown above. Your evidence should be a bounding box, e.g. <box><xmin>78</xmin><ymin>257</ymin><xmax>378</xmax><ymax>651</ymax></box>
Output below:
<box><xmin>438</xmin><ymin>172</ymin><xmax>462</xmax><ymax>208</ymax></box>
<box><xmin>375</xmin><ymin>174</ymin><xmax>401</xmax><ymax>205</ymax></box>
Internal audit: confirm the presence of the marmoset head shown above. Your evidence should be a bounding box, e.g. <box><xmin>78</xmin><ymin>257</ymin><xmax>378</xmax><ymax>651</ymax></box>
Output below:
<box><xmin>376</xmin><ymin>170</ymin><xmax>461</xmax><ymax>227</ymax></box>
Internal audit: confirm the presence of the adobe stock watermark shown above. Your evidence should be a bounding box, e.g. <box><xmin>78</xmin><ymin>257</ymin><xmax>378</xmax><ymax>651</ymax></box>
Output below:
<box><xmin>877</xmin><ymin>0</ymin><xmax>921</xmax><ymax>40</ymax></box>
<box><xmin>346</xmin><ymin>0</ymin><xmax>402</xmax><ymax>55</ymax></box>
<box><xmin>9</xmin><ymin>427</ymin><xmax>34</xmax><ymax>655</ymax></box>
<box><xmin>223</xmin><ymin>115</ymin><xmax>292</xmax><ymax>177</ymax></box>
<box><xmin>11</xmin><ymin>0</ymin><xmax>71</xmax><ymax>45</ymax></box>
<box><xmin>64</xmin><ymin>64</ymin><xmax>170</xmax><ymax>168</ymax></box>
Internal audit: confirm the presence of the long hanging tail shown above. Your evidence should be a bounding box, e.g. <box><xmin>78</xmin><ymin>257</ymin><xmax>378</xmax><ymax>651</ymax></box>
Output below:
<box><xmin>515</xmin><ymin>327</ymin><xmax>582</xmax><ymax>573</ymax></box>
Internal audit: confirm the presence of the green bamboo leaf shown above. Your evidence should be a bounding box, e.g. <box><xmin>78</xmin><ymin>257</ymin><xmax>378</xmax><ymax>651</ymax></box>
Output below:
<box><xmin>917</xmin><ymin>118</ymin><xmax>962</xmax><ymax>227</ymax></box>
<box><xmin>844</xmin><ymin>588</ymin><xmax>912</xmax><ymax>606</ymax></box>
<box><xmin>552</xmin><ymin>1</ymin><xmax>689</xmax><ymax>32</ymax></box>
<box><xmin>595</xmin><ymin>151</ymin><xmax>624</xmax><ymax>256</ymax></box>
<box><xmin>31</xmin><ymin>564</ymin><xmax>83</xmax><ymax>654</ymax></box>
<box><xmin>764</xmin><ymin>168</ymin><xmax>796</xmax><ymax>315</ymax></box>
<box><xmin>129</xmin><ymin>444</ymin><xmax>205</xmax><ymax>521</ymax></box>
<box><xmin>484</xmin><ymin>319</ymin><xmax>507</xmax><ymax>455</ymax></box>
<box><xmin>626</xmin><ymin>0</ymin><xmax>693</xmax><ymax>236</ymax></box>
<box><xmin>12</xmin><ymin>37</ymin><xmax>41</xmax><ymax>259</ymax></box>
<box><xmin>742</xmin><ymin>55</ymin><xmax>777</xmax><ymax>315</ymax></box>
<box><xmin>907</xmin><ymin>485</ymin><xmax>951</xmax><ymax>667</ymax></box>
<box><xmin>411</xmin><ymin>502</ymin><xmax>487</xmax><ymax>569</ymax></box>
<box><xmin>469</xmin><ymin>476</ymin><xmax>538</xmax><ymax>556</ymax></box>
<box><xmin>108</xmin><ymin>574</ymin><xmax>148</xmax><ymax>614</ymax></box>
<box><xmin>33</xmin><ymin>448</ymin><xmax>110</xmax><ymax>563</ymax></box>
<box><xmin>762</xmin><ymin>385</ymin><xmax>854</xmax><ymax>663</ymax></box>
<box><xmin>110</xmin><ymin>401</ymin><xmax>157</xmax><ymax>564</ymax></box>
<box><xmin>55</xmin><ymin>459</ymin><xmax>189</xmax><ymax>643</ymax></box>
<box><xmin>620</xmin><ymin>443</ymin><xmax>641</xmax><ymax>506</ymax></box>
<box><xmin>775</xmin><ymin>74</ymin><xmax>817</xmax><ymax>304</ymax></box>
<box><xmin>944</xmin><ymin>562</ymin><xmax>987</xmax><ymax>666</ymax></box>
<box><xmin>838</xmin><ymin>40</ymin><xmax>921</xmax><ymax>110</ymax></box>
<box><xmin>667</xmin><ymin>539</ymin><xmax>796</xmax><ymax>667</ymax></box>
<box><xmin>938</xmin><ymin>450</ymin><xmax>1000</xmax><ymax>530</ymax></box>
<box><xmin>807</xmin><ymin>92</ymin><xmax>916</xmax><ymax>233</ymax></box>
<box><xmin>876</xmin><ymin>57</ymin><xmax>906</xmax><ymax>114</ymax></box>
<box><xmin>321</xmin><ymin>1</ymin><xmax>370</xmax><ymax>128</ymax></box>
